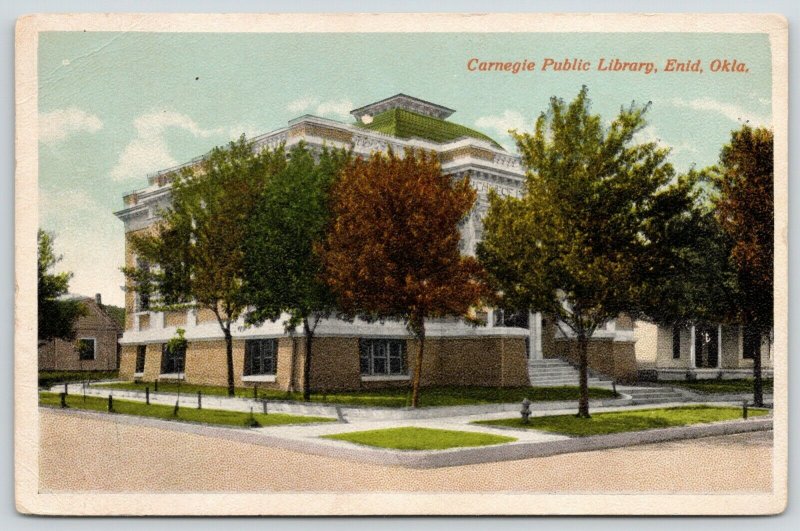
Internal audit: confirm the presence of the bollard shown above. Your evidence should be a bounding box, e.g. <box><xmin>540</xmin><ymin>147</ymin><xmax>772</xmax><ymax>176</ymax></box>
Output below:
<box><xmin>60</xmin><ymin>392</ymin><xmax>67</xmax><ymax>408</ymax></box>
<box><xmin>64</xmin><ymin>382</ymin><xmax>69</xmax><ymax>395</ymax></box>
<box><xmin>254</xmin><ymin>385</ymin><xmax>258</xmax><ymax>400</ymax></box>
<box><xmin>154</xmin><ymin>380</ymin><xmax>158</xmax><ymax>392</ymax></box>
<box><xmin>743</xmin><ymin>400</ymin><xmax>748</xmax><ymax>419</ymax></box>
<box><xmin>612</xmin><ymin>381</ymin><xmax>617</xmax><ymax>396</ymax></box>
<box><xmin>197</xmin><ymin>391</ymin><xmax>202</xmax><ymax>410</ymax></box>
<box><xmin>145</xmin><ymin>386</ymin><xmax>150</xmax><ymax>405</ymax></box>
<box><xmin>262</xmin><ymin>399</ymin><xmax>268</xmax><ymax>414</ymax></box>
<box><xmin>173</xmin><ymin>400</ymin><xmax>180</xmax><ymax>416</ymax></box>
<box><xmin>108</xmin><ymin>394</ymin><xmax>114</xmax><ymax>412</ymax></box>
<box><xmin>520</xmin><ymin>398</ymin><xmax>532</xmax><ymax>424</ymax></box>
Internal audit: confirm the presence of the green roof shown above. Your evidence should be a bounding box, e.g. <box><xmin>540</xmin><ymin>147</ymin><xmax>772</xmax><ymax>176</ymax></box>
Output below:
<box><xmin>355</xmin><ymin>108</ymin><xmax>503</xmax><ymax>150</ymax></box>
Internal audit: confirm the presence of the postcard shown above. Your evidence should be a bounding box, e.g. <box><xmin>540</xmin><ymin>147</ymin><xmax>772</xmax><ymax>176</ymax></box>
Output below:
<box><xmin>15</xmin><ymin>13</ymin><xmax>787</xmax><ymax>515</ymax></box>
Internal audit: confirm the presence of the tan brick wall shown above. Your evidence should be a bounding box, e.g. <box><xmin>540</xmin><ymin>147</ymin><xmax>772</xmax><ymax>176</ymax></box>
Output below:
<box><xmin>164</xmin><ymin>310</ymin><xmax>187</xmax><ymax>328</ymax></box>
<box><xmin>118</xmin><ymin>334</ymin><xmax>530</xmax><ymax>391</ymax></box>
<box><xmin>124</xmin><ymin>227</ymin><xmax>156</xmax><ymax>331</ymax></box>
<box><xmin>142</xmin><ymin>343</ymin><xmax>163</xmax><ymax>381</ymax></box>
<box><xmin>196</xmin><ymin>308</ymin><xmax>218</xmax><ymax>324</ymax></box>
<box><xmin>554</xmin><ymin>338</ymin><xmax>638</xmax><ymax>384</ymax></box>
<box><xmin>119</xmin><ymin>345</ymin><xmax>137</xmax><ymax>380</ymax></box>
<box><xmin>184</xmin><ymin>340</ymin><xmax>244</xmax><ymax>387</ymax></box>
<box><xmin>307</xmin><ymin>337</ymin><xmax>361</xmax><ymax>391</ymax></box>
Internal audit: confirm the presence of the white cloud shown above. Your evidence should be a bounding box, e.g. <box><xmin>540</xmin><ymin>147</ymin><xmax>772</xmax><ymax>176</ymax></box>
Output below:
<box><xmin>40</xmin><ymin>188</ymin><xmax>127</xmax><ymax>306</ymax></box>
<box><xmin>109</xmin><ymin>111</ymin><xmax>256</xmax><ymax>182</ymax></box>
<box><xmin>286</xmin><ymin>97</ymin><xmax>353</xmax><ymax>119</ymax></box>
<box><xmin>475</xmin><ymin>110</ymin><xmax>527</xmax><ymax>137</ymax></box>
<box><xmin>671</xmin><ymin>98</ymin><xmax>771</xmax><ymax>128</ymax></box>
<box><xmin>39</xmin><ymin>107</ymin><xmax>103</xmax><ymax>144</ymax></box>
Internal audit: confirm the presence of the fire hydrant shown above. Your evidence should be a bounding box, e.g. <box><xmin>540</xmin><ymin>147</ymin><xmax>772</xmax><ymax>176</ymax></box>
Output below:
<box><xmin>521</xmin><ymin>398</ymin><xmax>532</xmax><ymax>424</ymax></box>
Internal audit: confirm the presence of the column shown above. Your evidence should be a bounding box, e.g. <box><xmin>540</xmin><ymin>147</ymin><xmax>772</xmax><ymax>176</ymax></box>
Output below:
<box><xmin>689</xmin><ymin>325</ymin><xmax>696</xmax><ymax>368</ymax></box>
<box><xmin>717</xmin><ymin>325</ymin><xmax>723</xmax><ymax>369</ymax></box>
<box><xmin>529</xmin><ymin>311</ymin><xmax>543</xmax><ymax>360</ymax></box>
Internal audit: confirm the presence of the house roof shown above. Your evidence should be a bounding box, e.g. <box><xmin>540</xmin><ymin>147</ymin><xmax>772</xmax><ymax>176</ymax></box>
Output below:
<box><xmin>355</xmin><ymin>108</ymin><xmax>503</xmax><ymax>149</ymax></box>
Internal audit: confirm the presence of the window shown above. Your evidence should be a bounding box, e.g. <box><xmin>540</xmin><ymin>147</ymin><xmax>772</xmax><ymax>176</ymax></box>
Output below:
<box><xmin>672</xmin><ymin>326</ymin><xmax>681</xmax><ymax>359</ymax></box>
<box><xmin>494</xmin><ymin>309</ymin><xmax>529</xmax><ymax>328</ymax></box>
<box><xmin>161</xmin><ymin>342</ymin><xmax>186</xmax><ymax>374</ymax></box>
<box><xmin>77</xmin><ymin>338</ymin><xmax>96</xmax><ymax>361</ymax></box>
<box><xmin>360</xmin><ymin>339</ymin><xmax>407</xmax><ymax>377</ymax></box>
<box><xmin>135</xmin><ymin>345</ymin><xmax>146</xmax><ymax>373</ymax></box>
<box><xmin>244</xmin><ymin>339</ymin><xmax>277</xmax><ymax>376</ymax></box>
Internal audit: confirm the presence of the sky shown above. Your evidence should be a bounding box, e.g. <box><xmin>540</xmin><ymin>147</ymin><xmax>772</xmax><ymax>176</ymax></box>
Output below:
<box><xmin>37</xmin><ymin>31</ymin><xmax>773</xmax><ymax>306</ymax></box>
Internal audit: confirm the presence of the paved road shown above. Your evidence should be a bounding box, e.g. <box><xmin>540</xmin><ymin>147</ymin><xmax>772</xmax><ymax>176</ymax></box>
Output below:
<box><xmin>38</xmin><ymin>408</ymin><xmax>772</xmax><ymax>493</ymax></box>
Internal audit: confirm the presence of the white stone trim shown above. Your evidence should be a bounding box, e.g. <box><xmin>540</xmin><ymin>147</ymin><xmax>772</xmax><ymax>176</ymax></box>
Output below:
<box><xmin>158</xmin><ymin>373</ymin><xmax>185</xmax><ymax>380</ymax></box>
<box><xmin>241</xmin><ymin>374</ymin><xmax>276</xmax><ymax>383</ymax></box>
<box><xmin>360</xmin><ymin>375</ymin><xmax>411</xmax><ymax>382</ymax></box>
<box><xmin>133</xmin><ymin>372</ymin><xmax>144</xmax><ymax>378</ymax></box>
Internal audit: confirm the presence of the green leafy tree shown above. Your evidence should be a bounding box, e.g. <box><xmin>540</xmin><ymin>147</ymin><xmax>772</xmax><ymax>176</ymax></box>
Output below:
<box><xmin>243</xmin><ymin>143</ymin><xmax>351</xmax><ymax>401</ymax></box>
<box><xmin>38</xmin><ymin>229</ymin><xmax>85</xmax><ymax>342</ymax></box>
<box><xmin>479</xmin><ymin>87</ymin><xmax>701</xmax><ymax>418</ymax></box>
<box><xmin>124</xmin><ymin>136</ymin><xmax>285</xmax><ymax>396</ymax></box>
<box><xmin>634</xmin><ymin>169</ymin><xmax>738</xmax><ymax>328</ymax></box>
<box><xmin>319</xmin><ymin>149</ymin><xmax>489</xmax><ymax>408</ymax></box>
<box><xmin>713</xmin><ymin>126</ymin><xmax>774</xmax><ymax>406</ymax></box>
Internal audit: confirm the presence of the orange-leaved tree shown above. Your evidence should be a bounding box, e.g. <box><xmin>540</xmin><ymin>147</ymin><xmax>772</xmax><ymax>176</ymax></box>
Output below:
<box><xmin>318</xmin><ymin>149</ymin><xmax>489</xmax><ymax>408</ymax></box>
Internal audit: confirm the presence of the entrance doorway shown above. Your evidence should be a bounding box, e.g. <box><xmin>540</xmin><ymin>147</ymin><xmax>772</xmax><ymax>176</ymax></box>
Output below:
<box><xmin>694</xmin><ymin>324</ymin><xmax>719</xmax><ymax>368</ymax></box>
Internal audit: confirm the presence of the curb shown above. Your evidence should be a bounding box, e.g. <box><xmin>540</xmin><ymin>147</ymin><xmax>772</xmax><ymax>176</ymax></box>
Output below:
<box><xmin>40</xmin><ymin>406</ymin><xmax>772</xmax><ymax>469</ymax></box>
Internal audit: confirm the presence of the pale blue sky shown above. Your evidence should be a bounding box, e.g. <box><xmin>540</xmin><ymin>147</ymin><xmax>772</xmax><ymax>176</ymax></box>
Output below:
<box><xmin>38</xmin><ymin>31</ymin><xmax>773</xmax><ymax>306</ymax></box>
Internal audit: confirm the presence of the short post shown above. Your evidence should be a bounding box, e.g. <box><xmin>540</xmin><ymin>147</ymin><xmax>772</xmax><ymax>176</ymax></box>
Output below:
<box><xmin>254</xmin><ymin>385</ymin><xmax>258</xmax><ymax>400</ymax></box>
<box><xmin>145</xmin><ymin>386</ymin><xmax>150</xmax><ymax>405</ymax></box>
<box><xmin>107</xmin><ymin>394</ymin><xmax>114</xmax><ymax>412</ymax></box>
<box><xmin>59</xmin><ymin>392</ymin><xmax>67</xmax><ymax>408</ymax></box>
<box><xmin>262</xmin><ymin>399</ymin><xmax>268</xmax><ymax>414</ymax></box>
<box><xmin>173</xmin><ymin>400</ymin><xmax>180</xmax><ymax>416</ymax></box>
<box><xmin>64</xmin><ymin>382</ymin><xmax>69</xmax><ymax>395</ymax></box>
<box><xmin>197</xmin><ymin>391</ymin><xmax>202</xmax><ymax>410</ymax></box>
<box><xmin>520</xmin><ymin>398</ymin><xmax>531</xmax><ymax>425</ymax></box>
<box><xmin>154</xmin><ymin>380</ymin><xmax>158</xmax><ymax>392</ymax></box>
<box><xmin>743</xmin><ymin>400</ymin><xmax>748</xmax><ymax>419</ymax></box>
<box><xmin>612</xmin><ymin>380</ymin><xmax>617</xmax><ymax>396</ymax></box>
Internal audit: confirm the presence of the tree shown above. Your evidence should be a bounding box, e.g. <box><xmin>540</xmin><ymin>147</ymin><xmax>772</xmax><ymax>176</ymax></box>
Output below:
<box><xmin>713</xmin><ymin>126</ymin><xmax>773</xmax><ymax>406</ymax></box>
<box><xmin>319</xmin><ymin>149</ymin><xmax>489</xmax><ymax>408</ymax></box>
<box><xmin>38</xmin><ymin>229</ymin><xmax>85</xmax><ymax>342</ymax></box>
<box><xmin>478</xmin><ymin>87</ymin><xmax>699</xmax><ymax>418</ymax></box>
<box><xmin>124</xmin><ymin>136</ymin><xmax>284</xmax><ymax>396</ymax></box>
<box><xmin>243</xmin><ymin>143</ymin><xmax>351</xmax><ymax>401</ymax></box>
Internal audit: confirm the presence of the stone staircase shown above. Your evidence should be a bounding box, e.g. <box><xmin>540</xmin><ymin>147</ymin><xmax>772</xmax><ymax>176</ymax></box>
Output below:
<box><xmin>528</xmin><ymin>358</ymin><xmax>613</xmax><ymax>388</ymax></box>
<box><xmin>622</xmin><ymin>386</ymin><xmax>688</xmax><ymax>405</ymax></box>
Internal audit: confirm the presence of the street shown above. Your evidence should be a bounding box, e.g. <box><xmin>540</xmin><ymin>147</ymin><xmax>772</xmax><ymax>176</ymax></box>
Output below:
<box><xmin>37</xmin><ymin>408</ymin><xmax>773</xmax><ymax>493</ymax></box>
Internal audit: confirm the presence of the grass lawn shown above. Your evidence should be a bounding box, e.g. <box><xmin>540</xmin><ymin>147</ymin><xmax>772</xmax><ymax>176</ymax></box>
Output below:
<box><xmin>322</xmin><ymin>427</ymin><xmax>517</xmax><ymax>450</ymax></box>
<box><xmin>474</xmin><ymin>405</ymin><xmax>770</xmax><ymax>437</ymax></box>
<box><xmin>93</xmin><ymin>382</ymin><xmax>618</xmax><ymax>408</ymax></box>
<box><xmin>39</xmin><ymin>370</ymin><xmax>118</xmax><ymax>389</ymax></box>
<box><xmin>39</xmin><ymin>392</ymin><xmax>336</xmax><ymax>428</ymax></box>
<box><xmin>666</xmin><ymin>379</ymin><xmax>773</xmax><ymax>395</ymax></box>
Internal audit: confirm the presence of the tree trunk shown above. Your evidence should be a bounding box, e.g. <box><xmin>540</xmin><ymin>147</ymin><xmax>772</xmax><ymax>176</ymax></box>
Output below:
<box><xmin>746</xmin><ymin>323</ymin><xmax>764</xmax><ymax>407</ymax></box>
<box><xmin>577</xmin><ymin>332</ymin><xmax>591</xmax><ymax>418</ymax></box>
<box><xmin>303</xmin><ymin>318</ymin><xmax>314</xmax><ymax>402</ymax></box>
<box><xmin>410</xmin><ymin>318</ymin><xmax>426</xmax><ymax>409</ymax></box>
<box><xmin>288</xmin><ymin>331</ymin><xmax>297</xmax><ymax>394</ymax></box>
<box><xmin>224</xmin><ymin>326</ymin><xmax>234</xmax><ymax>397</ymax></box>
